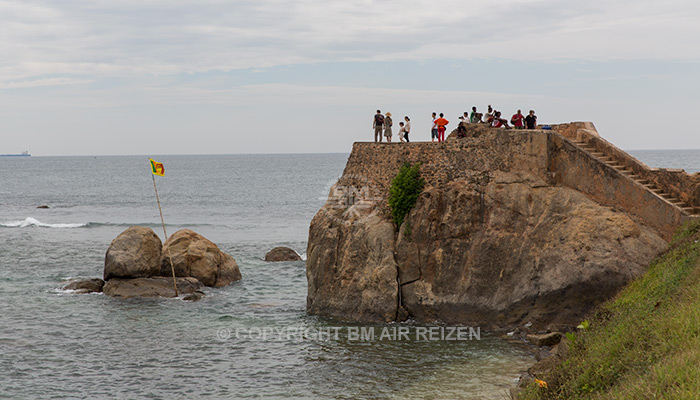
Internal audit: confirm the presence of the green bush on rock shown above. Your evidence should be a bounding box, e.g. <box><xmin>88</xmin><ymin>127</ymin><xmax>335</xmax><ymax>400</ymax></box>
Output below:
<box><xmin>388</xmin><ymin>163</ymin><xmax>425</xmax><ymax>229</ymax></box>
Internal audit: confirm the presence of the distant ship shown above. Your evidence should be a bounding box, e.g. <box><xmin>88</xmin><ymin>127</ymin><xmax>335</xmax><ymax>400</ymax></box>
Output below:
<box><xmin>0</xmin><ymin>150</ymin><xmax>31</xmax><ymax>157</ymax></box>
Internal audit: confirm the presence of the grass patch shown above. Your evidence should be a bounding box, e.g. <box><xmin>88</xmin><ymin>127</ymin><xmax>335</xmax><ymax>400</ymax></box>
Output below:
<box><xmin>520</xmin><ymin>219</ymin><xmax>700</xmax><ymax>399</ymax></box>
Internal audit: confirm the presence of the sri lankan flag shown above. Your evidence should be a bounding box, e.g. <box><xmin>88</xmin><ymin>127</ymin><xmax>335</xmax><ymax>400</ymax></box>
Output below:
<box><xmin>150</xmin><ymin>158</ymin><xmax>165</xmax><ymax>176</ymax></box>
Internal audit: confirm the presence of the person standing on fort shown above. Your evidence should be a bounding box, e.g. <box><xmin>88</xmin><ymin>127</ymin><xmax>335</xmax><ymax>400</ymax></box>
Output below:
<box><xmin>525</xmin><ymin>110</ymin><xmax>537</xmax><ymax>129</ymax></box>
<box><xmin>434</xmin><ymin>113</ymin><xmax>449</xmax><ymax>142</ymax></box>
<box><xmin>431</xmin><ymin>112</ymin><xmax>438</xmax><ymax>142</ymax></box>
<box><xmin>511</xmin><ymin>109</ymin><xmax>525</xmax><ymax>129</ymax></box>
<box><xmin>403</xmin><ymin>116</ymin><xmax>411</xmax><ymax>142</ymax></box>
<box><xmin>384</xmin><ymin>112</ymin><xmax>393</xmax><ymax>142</ymax></box>
<box><xmin>373</xmin><ymin>110</ymin><xmax>385</xmax><ymax>142</ymax></box>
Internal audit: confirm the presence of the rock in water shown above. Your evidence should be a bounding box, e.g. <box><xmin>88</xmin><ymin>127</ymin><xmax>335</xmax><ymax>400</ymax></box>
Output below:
<box><xmin>103</xmin><ymin>277</ymin><xmax>203</xmax><ymax>298</ymax></box>
<box><xmin>63</xmin><ymin>278</ymin><xmax>105</xmax><ymax>293</ymax></box>
<box><xmin>307</xmin><ymin>212</ymin><xmax>399</xmax><ymax>323</ymax></box>
<box><xmin>104</xmin><ymin>226</ymin><xmax>162</xmax><ymax>280</ymax></box>
<box><xmin>182</xmin><ymin>291</ymin><xmax>206</xmax><ymax>301</ymax></box>
<box><xmin>264</xmin><ymin>247</ymin><xmax>302</xmax><ymax>262</ymax></box>
<box><xmin>160</xmin><ymin>229</ymin><xmax>241</xmax><ymax>287</ymax></box>
<box><xmin>527</xmin><ymin>332</ymin><xmax>562</xmax><ymax>347</ymax></box>
<box><xmin>306</xmin><ymin>128</ymin><xmax>669</xmax><ymax>330</ymax></box>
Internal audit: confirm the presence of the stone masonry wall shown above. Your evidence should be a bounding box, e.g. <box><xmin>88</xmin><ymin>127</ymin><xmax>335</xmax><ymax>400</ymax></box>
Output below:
<box><xmin>339</xmin><ymin>129</ymin><xmax>551</xmax><ymax>199</ymax></box>
<box><xmin>337</xmin><ymin>123</ymin><xmax>691</xmax><ymax>240</ymax></box>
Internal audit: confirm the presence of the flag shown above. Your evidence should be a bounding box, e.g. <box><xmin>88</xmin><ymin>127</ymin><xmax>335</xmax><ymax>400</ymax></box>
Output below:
<box><xmin>150</xmin><ymin>158</ymin><xmax>165</xmax><ymax>176</ymax></box>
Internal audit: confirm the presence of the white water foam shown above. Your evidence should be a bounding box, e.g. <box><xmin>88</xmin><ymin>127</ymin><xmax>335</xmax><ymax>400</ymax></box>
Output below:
<box><xmin>0</xmin><ymin>217</ymin><xmax>87</xmax><ymax>229</ymax></box>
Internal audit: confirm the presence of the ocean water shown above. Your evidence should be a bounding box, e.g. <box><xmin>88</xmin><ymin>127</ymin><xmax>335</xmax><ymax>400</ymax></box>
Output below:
<box><xmin>0</xmin><ymin>154</ymin><xmax>534</xmax><ymax>400</ymax></box>
<box><xmin>628</xmin><ymin>149</ymin><xmax>700</xmax><ymax>173</ymax></box>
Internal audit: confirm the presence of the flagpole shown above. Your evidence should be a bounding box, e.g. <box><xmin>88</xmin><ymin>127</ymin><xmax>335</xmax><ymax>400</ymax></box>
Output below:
<box><xmin>152</xmin><ymin>173</ymin><xmax>179</xmax><ymax>297</ymax></box>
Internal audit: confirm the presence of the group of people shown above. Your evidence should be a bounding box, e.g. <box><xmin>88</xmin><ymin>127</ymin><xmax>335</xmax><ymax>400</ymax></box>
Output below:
<box><xmin>464</xmin><ymin>105</ymin><xmax>538</xmax><ymax>130</ymax></box>
<box><xmin>372</xmin><ymin>107</ymin><xmax>538</xmax><ymax>143</ymax></box>
<box><xmin>373</xmin><ymin>110</ymin><xmax>411</xmax><ymax>143</ymax></box>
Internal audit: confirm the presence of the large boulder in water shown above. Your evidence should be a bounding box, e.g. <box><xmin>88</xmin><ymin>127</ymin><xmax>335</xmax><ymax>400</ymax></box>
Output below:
<box><xmin>103</xmin><ymin>276</ymin><xmax>204</xmax><ymax>298</ymax></box>
<box><xmin>63</xmin><ymin>278</ymin><xmax>105</xmax><ymax>293</ymax></box>
<box><xmin>160</xmin><ymin>229</ymin><xmax>241</xmax><ymax>287</ymax></box>
<box><xmin>307</xmin><ymin>171</ymin><xmax>667</xmax><ymax>330</ymax></box>
<box><xmin>104</xmin><ymin>226</ymin><xmax>162</xmax><ymax>280</ymax></box>
<box><xmin>264</xmin><ymin>246</ymin><xmax>302</xmax><ymax>262</ymax></box>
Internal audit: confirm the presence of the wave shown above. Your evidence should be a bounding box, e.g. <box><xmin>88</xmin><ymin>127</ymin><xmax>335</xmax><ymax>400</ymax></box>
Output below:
<box><xmin>1</xmin><ymin>217</ymin><xmax>88</xmax><ymax>229</ymax></box>
<box><xmin>0</xmin><ymin>218</ymin><xmax>225</xmax><ymax>229</ymax></box>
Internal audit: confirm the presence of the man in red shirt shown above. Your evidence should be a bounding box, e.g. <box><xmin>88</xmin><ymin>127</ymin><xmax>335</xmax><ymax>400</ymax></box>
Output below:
<box><xmin>511</xmin><ymin>109</ymin><xmax>525</xmax><ymax>129</ymax></box>
<box><xmin>434</xmin><ymin>113</ymin><xmax>449</xmax><ymax>142</ymax></box>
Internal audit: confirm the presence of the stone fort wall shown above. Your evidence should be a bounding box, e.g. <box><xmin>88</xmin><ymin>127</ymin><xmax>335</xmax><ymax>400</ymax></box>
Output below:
<box><xmin>335</xmin><ymin>123</ymin><xmax>696</xmax><ymax>240</ymax></box>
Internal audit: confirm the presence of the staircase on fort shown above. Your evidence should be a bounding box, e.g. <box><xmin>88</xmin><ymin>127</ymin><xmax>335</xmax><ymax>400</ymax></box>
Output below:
<box><xmin>550</xmin><ymin>122</ymin><xmax>699</xmax><ymax>229</ymax></box>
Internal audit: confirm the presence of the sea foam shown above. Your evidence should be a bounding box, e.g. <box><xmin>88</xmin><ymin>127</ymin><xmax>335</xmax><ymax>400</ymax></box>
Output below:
<box><xmin>0</xmin><ymin>217</ymin><xmax>87</xmax><ymax>229</ymax></box>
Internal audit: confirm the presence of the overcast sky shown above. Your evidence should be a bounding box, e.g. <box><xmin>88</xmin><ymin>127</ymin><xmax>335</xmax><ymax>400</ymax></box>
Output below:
<box><xmin>2</xmin><ymin>0</ymin><xmax>699</xmax><ymax>156</ymax></box>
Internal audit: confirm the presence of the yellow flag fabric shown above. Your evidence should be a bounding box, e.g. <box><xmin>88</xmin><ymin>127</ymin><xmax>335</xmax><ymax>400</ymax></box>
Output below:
<box><xmin>150</xmin><ymin>158</ymin><xmax>165</xmax><ymax>176</ymax></box>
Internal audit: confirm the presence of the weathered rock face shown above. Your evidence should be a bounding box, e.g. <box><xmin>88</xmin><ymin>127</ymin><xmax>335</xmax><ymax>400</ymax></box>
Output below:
<box><xmin>103</xmin><ymin>277</ymin><xmax>203</xmax><ymax>298</ymax></box>
<box><xmin>104</xmin><ymin>226</ymin><xmax>162</xmax><ymax>280</ymax></box>
<box><xmin>395</xmin><ymin>172</ymin><xmax>666</xmax><ymax>330</ymax></box>
<box><xmin>161</xmin><ymin>229</ymin><xmax>241</xmax><ymax>287</ymax></box>
<box><xmin>306</xmin><ymin>127</ymin><xmax>669</xmax><ymax>330</ymax></box>
<box><xmin>307</xmin><ymin>173</ymin><xmax>666</xmax><ymax>329</ymax></box>
<box><xmin>307</xmin><ymin>210</ymin><xmax>398</xmax><ymax>322</ymax></box>
<box><xmin>264</xmin><ymin>247</ymin><xmax>302</xmax><ymax>262</ymax></box>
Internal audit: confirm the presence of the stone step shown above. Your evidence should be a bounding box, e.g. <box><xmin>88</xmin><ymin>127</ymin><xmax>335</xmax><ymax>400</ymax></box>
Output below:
<box><xmin>590</xmin><ymin>152</ymin><xmax>605</xmax><ymax>157</ymax></box>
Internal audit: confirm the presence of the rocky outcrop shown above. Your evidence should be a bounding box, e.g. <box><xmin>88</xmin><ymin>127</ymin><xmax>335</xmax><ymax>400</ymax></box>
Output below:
<box><xmin>160</xmin><ymin>229</ymin><xmax>241</xmax><ymax>287</ymax></box>
<box><xmin>306</xmin><ymin>125</ymin><xmax>669</xmax><ymax>330</ymax></box>
<box><xmin>395</xmin><ymin>172</ymin><xmax>665</xmax><ymax>330</ymax></box>
<box><xmin>63</xmin><ymin>278</ymin><xmax>105</xmax><ymax>293</ymax></box>
<box><xmin>264</xmin><ymin>247</ymin><xmax>302</xmax><ymax>262</ymax></box>
<box><xmin>83</xmin><ymin>227</ymin><xmax>241</xmax><ymax>299</ymax></box>
<box><xmin>307</xmin><ymin>212</ymin><xmax>399</xmax><ymax>322</ymax></box>
<box><xmin>103</xmin><ymin>277</ymin><xmax>203</xmax><ymax>298</ymax></box>
<box><xmin>104</xmin><ymin>226</ymin><xmax>162</xmax><ymax>280</ymax></box>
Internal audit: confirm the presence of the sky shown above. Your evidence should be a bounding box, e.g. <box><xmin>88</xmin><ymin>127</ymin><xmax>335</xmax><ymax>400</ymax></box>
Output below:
<box><xmin>1</xmin><ymin>0</ymin><xmax>700</xmax><ymax>156</ymax></box>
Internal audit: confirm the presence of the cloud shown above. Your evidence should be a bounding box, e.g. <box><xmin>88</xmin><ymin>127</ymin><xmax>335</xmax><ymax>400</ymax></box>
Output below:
<box><xmin>1</xmin><ymin>0</ymin><xmax>699</xmax><ymax>82</ymax></box>
<box><xmin>0</xmin><ymin>77</ymin><xmax>93</xmax><ymax>89</ymax></box>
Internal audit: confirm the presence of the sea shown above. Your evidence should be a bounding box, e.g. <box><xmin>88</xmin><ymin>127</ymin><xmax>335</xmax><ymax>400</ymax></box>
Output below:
<box><xmin>0</xmin><ymin>150</ymin><xmax>697</xmax><ymax>399</ymax></box>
